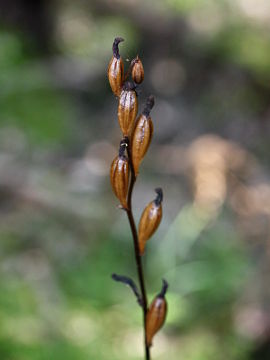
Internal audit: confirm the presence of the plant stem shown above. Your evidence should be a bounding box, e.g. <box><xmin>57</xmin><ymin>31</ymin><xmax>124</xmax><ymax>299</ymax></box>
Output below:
<box><xmin>125</xmin><ymin>142</ymin><xmax>150</xmax><ymax>360</ymax></box>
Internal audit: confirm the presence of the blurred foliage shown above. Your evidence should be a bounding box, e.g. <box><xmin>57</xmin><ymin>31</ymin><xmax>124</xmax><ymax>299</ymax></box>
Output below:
<box><xmin>0</xmin><ymin>32</ymin><xmax>74</xmax><ymax>146</ymax></box>
<box><xmin>1</xmin><ymin>0</ymin><xmax>270</xmax><ymax>359</ymax></box>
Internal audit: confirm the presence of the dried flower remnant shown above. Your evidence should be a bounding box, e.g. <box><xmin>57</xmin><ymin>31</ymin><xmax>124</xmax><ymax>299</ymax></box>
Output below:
<box><xmin>131</xmin><ymin>95</ymin><xmax>154</xmax><ymax>176</ymax></box>
<box><xmin>112</xmin><ymin>273</ymin><xmax>143</xmax><ymax>306</ymax></box>
<box><xmin>138</xmin><ymin>188</ymin><xmax>163</xmax><ymax>255</ymax></box>
<box><xmin>108</xmin><ymin>37</ymin><xmax>124</xmax><ymax>97</ymax></box>
<box><xmin>110</xmin><ymin>139</ymin><xmax>129</xmax><ymax>209</ymax></box>
<box><xmin>146</xmin><ymin>280</ymin><xmax>168</xmax><ymax>347</ymax></box>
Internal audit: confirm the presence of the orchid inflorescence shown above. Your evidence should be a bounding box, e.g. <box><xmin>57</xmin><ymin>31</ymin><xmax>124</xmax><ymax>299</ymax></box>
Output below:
<box><xmin>108</xmin><ymin>37</ymin><xmax>168</xmax><ymax>359</ymax></box>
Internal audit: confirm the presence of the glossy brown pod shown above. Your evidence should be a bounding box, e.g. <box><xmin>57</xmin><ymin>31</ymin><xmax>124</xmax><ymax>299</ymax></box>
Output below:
<box><xmin>138</xmin><ymin>188</ymin><xmax>163</xmax><ymax>255</ymax></box>
<box><xmin>118</xmin><ymin>82</ymin><xmax>138</xmax><ymax>137</ymax></box>
<box><xmin>146</xmin><ymin>279</ymin><xmax>168</xmax><ymax>347</ymax></box>
<box><xmin>132</xmin><ymin>55</ymin><xmax>144</xmax><ymax>84</ymax></box>
<box><xmin>107</xmin><ymin>37</ymin><xmax>124</xmax><ymax>97</ymax></box>
<box><xmin>131</xmin><ymin>95</ymin><xmax>154</xmax><ymax>176</ymax></box>
<box><xmin>110</xmin><ymin>140</ymin><xmax>129</xmax><ymax>209</ymax></box>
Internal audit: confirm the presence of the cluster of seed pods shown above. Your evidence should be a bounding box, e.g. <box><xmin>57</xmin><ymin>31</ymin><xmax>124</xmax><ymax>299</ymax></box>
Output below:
<box><xmin>108</xmin><ymin>37</ymin><xmax>167</xmax><ymax>348</ymax></box>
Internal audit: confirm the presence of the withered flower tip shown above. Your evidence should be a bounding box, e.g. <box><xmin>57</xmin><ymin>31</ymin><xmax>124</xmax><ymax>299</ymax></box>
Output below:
<box><xmin>158</xmin><ymin>279</ymin><xmax>168</xmax><ymax>298</ymax></box>
<box><xmin>143</xmin><ymin>95</ymin><xmax>155</xmax><ymax>117</ymax></box>
<box><xmin>122</xmin><ymin>81</ymin><xmax>137</xmax><ymax>92</ymax></box>
<box><xmin>154</xmin><ymin>187</ymin><xmax>163</xmax><ymax>206</ymax></box>
<box><xmin>112</xmin><ymin>37</ymin><xmax>124</xmax><ymax>59</ymax></box>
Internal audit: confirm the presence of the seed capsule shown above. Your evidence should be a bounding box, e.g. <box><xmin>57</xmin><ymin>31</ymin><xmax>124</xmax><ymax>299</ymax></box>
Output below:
<box><xmin>118</xmin><ymin>82</ymin><xmax>138</xmax><ymax>137</ymax></box>
<box><xmin>146</xmin><ymin>279</ymin><xmax>168</xmax><ymax>347</ymax></box>
<box><xmin>132</xmin><ymin>55</ymin><xmax>144</xmax><ymax>84</ymax></box>
<box><xmin>107</xmin><ymin>37</ymin><xmax>124</xmax><ymax>97</ymax></box>
<box><xmin>138</xmin><ymin>188</ymin><xmax>163</xmax><ymax>255</ymax></box>
<box><xmin>110</xmin><ymin>140</ymin><xmax>129</xmax><ymax>209</ymax></box>
<box><xmin>131</xmin><ymin>95</ymin><xmax>154</xmax><ymax>176</ymax></box>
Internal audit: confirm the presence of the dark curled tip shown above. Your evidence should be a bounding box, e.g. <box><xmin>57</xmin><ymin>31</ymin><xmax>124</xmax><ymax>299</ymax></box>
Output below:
<box><xmin>130</xmin><ymin>55</ymin><xmax>139</xmax><ymax>68</ymax></box>
<box><xmin>119</xmin><ymin>138</ymin><xmax>129</xmax><ymax>157</ymax></box>
<box><xmin>154</xmin><ymin>187</ymin><xmax>163</xmax><ymax>206</ymax></box>
<box><xmin>112</xmin><ymin>273</ymin><xmax>143</xmax><ymax>306</ymax></box>
<box><xmin>112</xmin><ymin>37</ymin><xmax>124</xmax><ymax>59</ymax></box>
<box><xmin>142</xmin><ymin>95</ymin><xmax>155</xmax><ymax>117</ymax></box>
<box><xmin>122</xmin><ymin>81</ymin><xmax>137</xmax><ymax>92</ymax></box>
<box><xmin>158</xmin><ymin>279</ymin><xmax>169</xmax><ymax>298</ymax></box>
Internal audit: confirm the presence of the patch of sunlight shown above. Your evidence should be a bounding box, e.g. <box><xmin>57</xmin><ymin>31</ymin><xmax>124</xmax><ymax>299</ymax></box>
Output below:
<box><xmin>176</xmin><ymin>329</ymin><xmax>220</xmax><ymax>360</ymax></box>
<box><xmin>155</xmin><ymin>204</ymin><xmax>211</xmax><ymax>271</ymax></box>
<box><xmin>164</xmin><ymin>0</ymin><xmax>225</xmax><ymax>14</ymax></box>
<box><xmin>63</xmin><ymin>311</ymin><xmax>99</xmax><ymax>346</ymax></box>
<box><xmin>151</xmin><ymin>332</ymin><xmax>171</xmax><ymax>357</ymax></box>
<box><xmin>1</xmin><ymin>316</ymin><xmax>45</xmax><ymax>344</ymax></box>
<box><xmin>237</xmin><ymin>0</ymin><xmax>270</xmax><ymax>23</ymax></box>
<box><xmin>148</xmin><ymin>330</ymin><xmax>218</xmax><ymax>360</ymax></box>
<box><xmin>120</xmin><ymin>329</ymin><xmax>144</xmax><ymax>357</ymax></box>
<box><xmin>188</xmin><ymin>8</ymin><xmax>225</xmax><ymax>36</ymax></box>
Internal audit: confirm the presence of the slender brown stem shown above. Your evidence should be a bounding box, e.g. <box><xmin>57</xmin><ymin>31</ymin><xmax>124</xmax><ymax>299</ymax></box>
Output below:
<box><xmin>125</xmin><ymin>139</ymin><xmax>151</xmax><ymax>360</ymax></box>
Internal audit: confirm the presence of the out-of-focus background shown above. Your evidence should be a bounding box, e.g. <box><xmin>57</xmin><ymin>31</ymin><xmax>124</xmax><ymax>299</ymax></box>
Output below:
<box><xmin>1</xmin><ymin>0</ymin><xmax>270</xmax><ymax>359</ymax></box>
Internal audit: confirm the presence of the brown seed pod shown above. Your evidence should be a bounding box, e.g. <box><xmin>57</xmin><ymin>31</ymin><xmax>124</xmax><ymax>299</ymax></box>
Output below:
<box><xmin>110</xmin><ymin>140</ymin><xmax>129</xmax><ymax>209</ymax></box>
<box><xmin>118</xmin><ymin>82</ymin><xmax>138</xmax><ymax>137</ymax></box>
<box><xmin>132</xmin><ymin>55</ymin><xmax>144</xmax><ymax>84</ymax></box>
<box><xmin>107</xmin><ymin>37</ymin><xmax>124</xmax><ymax>97</ymax></box>
<box><xmin>131</xmin><ymin>95</ymin><xmax>155</xmax><ymax>176</ymax></box>
<box><xmin>146</xmin><ymin>279</ymin><xmax>168</xmax><ymax>347</ymax></box>
<box><xmin>138</xmin><ymin>188</ymin><xmax>163</xmax><ymax>255</ymax></box>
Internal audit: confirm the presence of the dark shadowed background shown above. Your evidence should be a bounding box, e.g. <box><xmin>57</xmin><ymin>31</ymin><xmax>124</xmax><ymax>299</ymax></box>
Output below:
<box><xmin>1</xmin><ymin>0</ymin><xmax>270</xmax><ymax>359</ymax></box>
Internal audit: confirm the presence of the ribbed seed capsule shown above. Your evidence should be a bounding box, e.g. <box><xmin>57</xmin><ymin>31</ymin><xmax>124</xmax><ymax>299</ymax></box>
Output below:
<box><xmin>131</xmin><ymin>95</ymin><xmax>154</xmax><ymax>176</ymax></box>
<box><xmin>146</xmin><ymin>279</ymin><xmax>168</xmax><ymax>347</ymax></box>
<box><xmin>107</xmin><ymin>37</ymin><xmax>124</xmax><ymax>97</ymax></box>
<box><xmin>132</xmin><ymin>55</ymin><xmax>144</xmax><ymax>84</ymax></box>
<box><xmin>110</xmin><ymin>140</ymin><xmax>129</xmax><ymax>209</ymax></box>
<box><xmin>118</xmin><ymin>82</ymin><xmax>138</xmax><ymax>137</ymax></box>
<box><xmin>138</xmin><ymin>188</ymin><xmax>163</xmax><ymax>255</ymax></box>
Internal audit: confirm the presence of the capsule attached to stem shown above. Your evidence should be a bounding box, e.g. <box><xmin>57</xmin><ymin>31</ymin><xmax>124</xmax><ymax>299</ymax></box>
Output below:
<box><xmin>146</xmin><ymin>279</ymin><xmax>168</xmax><ymax>347</ymax></box>
<box><xmin>107</xmin><ymin>37</ymin><xmax>124</xmax><ymax>97</ymax></box>
<box><xmin>138</xmin><ymin>188</ymin><xmax>163</xmax><ymax>255</ymax></box>
<box><xmin>110</xmin><ymin>140</ymin><xmax>129</xmax><ymax>209</ymax></box>
<box><xmin>118</xmin><ymin>82</ymin><xmax>138</xmax><ymax>137</ymax></box>
<box><xmin>132</xmin><ymin>55</ymin><xmax>144</xmax><ymax>84</ymax></box>
<box><xmin>131</xmin><ymin>95</ymin><xmax>154</xmax><ymax>176</ymax></box>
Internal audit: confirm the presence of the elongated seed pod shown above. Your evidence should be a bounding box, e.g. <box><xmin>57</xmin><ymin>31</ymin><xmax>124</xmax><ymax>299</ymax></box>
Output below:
<box><xmin>108</xmin><ymin>37</ymin><xmax>124</xmax><ymax>97</ymax></box>
<box><xmin>146</xmin><ymin>279</ymin><xmax>168</xmax><ymax>347</ymax></box>
<box><xmin>110</xmin><ymin>140</ymin><xmax>129</xmax><ymax>209</ymax></box>
<box><xmin>118</xmin><ymin>82</ymin><xmax>138</xmax><ymax>137</ymax></box>
<box><xmin>138</xmin><ymin>188</ymin><xmax>163</xmax><ymax>255</ymax></box>
<box><xmin>132</xmin><ymin>55</ymin><xmax>144</xmax><ymax>84</ymax></box>
<box><xmin>131</xmin><ymin>95</ymin><xmax>154</xmax><ymax>176</ymax></box>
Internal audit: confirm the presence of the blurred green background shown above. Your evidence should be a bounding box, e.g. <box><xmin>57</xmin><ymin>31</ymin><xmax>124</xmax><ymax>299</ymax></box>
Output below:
<box><xmin>1</xmin><ymin>0</ymin><xmax>270</xmax><ymax>359</ymax></box>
